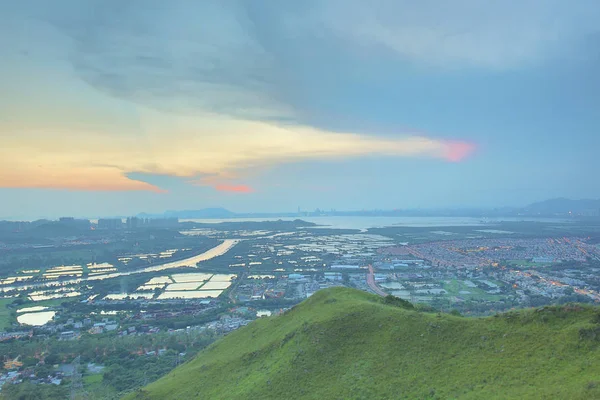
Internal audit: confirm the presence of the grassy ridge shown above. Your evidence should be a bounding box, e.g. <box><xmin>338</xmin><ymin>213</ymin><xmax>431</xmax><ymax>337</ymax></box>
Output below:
<box><xmin>126</xmin><ymin>288</ymin><xmax>600</xmax><ymax>400</ymax></box>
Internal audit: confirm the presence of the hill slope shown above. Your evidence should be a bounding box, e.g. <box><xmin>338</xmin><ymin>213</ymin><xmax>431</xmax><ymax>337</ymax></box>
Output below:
<box><xmin>524</xmin><ymin>198</ymin><xmax>600</xmax><ymax>215</ymax></box>
<box><xmin>127</xmin><ymin>288</ymin><xmax>600</xmax><ymax>400</ymax></box>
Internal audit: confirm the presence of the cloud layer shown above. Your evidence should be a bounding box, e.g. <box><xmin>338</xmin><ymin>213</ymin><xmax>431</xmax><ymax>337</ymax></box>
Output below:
<box><xmin>0</xmin><ymin>1</ymin><xmax>483</xmax><ymax>193</ymax></box>
<box><xmin>2</xmin><ymin>0</ymin><xmax>597</xmax><ymax>196</ymax></box>
<box><xmin>0</xmin><ymin>108</ymin><xmax>475</xmax><ymax>192</ymax></box>
<box><xmin>315</xmin><ymin>0</ymin><xmax>600</xmax><ymax>69</ymax></box>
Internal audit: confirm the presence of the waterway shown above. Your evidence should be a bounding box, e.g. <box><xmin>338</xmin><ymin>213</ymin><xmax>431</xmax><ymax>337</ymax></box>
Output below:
<box><xmin>181</xmin><ymin>216</ymin><xmax>569</xmax><ymax>230</ymax></box>
<box><xmin>0</xmin><ymin>239</ymin><xmax>240</xmax><ymax>294</ymax></box>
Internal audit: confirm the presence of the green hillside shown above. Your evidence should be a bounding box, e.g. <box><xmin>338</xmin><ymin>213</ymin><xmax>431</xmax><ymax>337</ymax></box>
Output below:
<box><xmin>126</xmin><ymin>288</ymin><xmax>600</xmax><ymax>400</ymax></box>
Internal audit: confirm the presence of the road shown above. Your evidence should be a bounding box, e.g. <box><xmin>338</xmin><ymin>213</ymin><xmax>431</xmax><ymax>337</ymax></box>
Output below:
<box><xmin>228</xmin><ymin>271</ymin><xmax>246</xmax><ymax>304</ymax></box>
<box><xmin>366</xmin><ymin>264</ymin><xmax>387</xmax><ymax>297</ymax></box>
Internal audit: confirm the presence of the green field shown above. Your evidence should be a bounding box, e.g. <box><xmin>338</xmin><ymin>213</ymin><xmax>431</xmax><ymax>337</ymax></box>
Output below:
<box><xmin>127</xmin><ymin>288</ymin><xmax>600</xmax><ymax>400</ymax></box>
<box><xmin>0</xmin><ymin>298</ymin><xmax>13</xmax><ymax>330</ymax></box>
<box><xmin>83</xmin><ymin>374</ymin><xmax>103</xmax><ymax>385</ymax></box>
<box><xmin>442</xmin><ymin>279</ymin><xmax>504</xmax><ymax>301</ymax></box>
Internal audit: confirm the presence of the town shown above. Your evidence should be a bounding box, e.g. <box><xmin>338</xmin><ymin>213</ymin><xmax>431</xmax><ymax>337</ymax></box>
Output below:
<box><xmin>1</xmin><ymin>216</ymin><xmax>599</xmax><ymax>397</ymax></box>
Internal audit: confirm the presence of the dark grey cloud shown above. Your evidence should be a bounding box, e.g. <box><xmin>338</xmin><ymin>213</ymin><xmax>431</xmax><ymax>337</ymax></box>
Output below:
<box><xmin>24</xmin><ymin>1</ymin><xmax>286</xmax><ymax>119</ymax></box>
<box><xmin>16</xmin><ymin>1</ymin><xmax>591</xmax><ymax>110</ymax></box>
<box><xmin>4</xmin><ymin>0</ymin><xmax>600</xmax><ymax>137</ymax></box>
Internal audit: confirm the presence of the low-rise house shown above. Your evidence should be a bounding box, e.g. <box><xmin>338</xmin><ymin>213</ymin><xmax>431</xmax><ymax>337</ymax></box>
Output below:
<box><xmin>105</xmin><ymin>323</ymin><xmax>118</xmax><ymax>331</ymax></box>
<box><xmin>59</xmin><ymin>331</ymin><xmax>75</xmax><ymax>340</ymax></box>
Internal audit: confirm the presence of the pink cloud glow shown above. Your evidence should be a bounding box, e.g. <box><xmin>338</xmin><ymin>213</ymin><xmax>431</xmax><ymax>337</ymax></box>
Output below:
<box><xmin>191</xmin><ymin>176</ymin><xmax>254</xmax><ymax>193</ymax></box>
<box><xmin>443</xmin><ymin>141</ymin><xmax>477</xmax><ymax>162</ymax></box>
<box><xmin>214</xmin><ymin>184</ymin><xmax>254</xmax><ymax>193</ymax></box>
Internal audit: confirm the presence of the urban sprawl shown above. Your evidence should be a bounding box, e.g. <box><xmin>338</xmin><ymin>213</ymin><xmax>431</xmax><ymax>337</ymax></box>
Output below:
<box><xmin>1</xmin><ymin>216</ymin><xmax>599</xmax><ymax>393</ymax></box>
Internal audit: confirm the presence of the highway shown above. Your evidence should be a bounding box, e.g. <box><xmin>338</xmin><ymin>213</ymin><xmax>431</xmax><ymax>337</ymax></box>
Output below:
<box><xmin>366</xmin><ymin>264</ymin><xmax>387</xmax><ymax>297</ymax></box>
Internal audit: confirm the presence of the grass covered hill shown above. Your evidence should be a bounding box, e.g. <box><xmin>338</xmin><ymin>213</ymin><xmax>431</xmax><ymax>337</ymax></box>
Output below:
<box><xmin>127</xmin><ymin>288</ymin><xmax>600</xmax><ymax>400</ymax></box>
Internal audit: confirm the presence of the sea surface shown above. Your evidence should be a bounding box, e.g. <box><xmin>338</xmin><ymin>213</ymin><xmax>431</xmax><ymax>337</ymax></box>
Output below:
<box><xmin>181</xmin><ymin>216</ymin><xmax>568</xmax><ymax>230</ymax></box>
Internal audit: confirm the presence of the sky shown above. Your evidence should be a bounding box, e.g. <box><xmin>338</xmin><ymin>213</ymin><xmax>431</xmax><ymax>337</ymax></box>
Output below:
<box><xmin>1</xmin><ymin>0</ymin><xmax>599</xmax><ymax>219</ymax></box>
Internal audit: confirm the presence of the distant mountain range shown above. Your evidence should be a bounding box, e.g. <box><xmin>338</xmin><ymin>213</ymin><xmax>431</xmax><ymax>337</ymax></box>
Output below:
<box><xmin>164</xmin><ymin>208</ymin><xmax>236</xmax><ymax>219</ymax></box>
<box><xmin>137</xmin><ymin>198</ymin><xmax>600</xmax><ymax>220</ymax></box>
<box><xmin>522</xmin><ymin>198</ymin><xmax>600</xmax><ymax>215</ymax></box>
<box><xmin>137</xmin><ymin>208</ymin><xmax>298</xmax><ymax>219</ymax></box>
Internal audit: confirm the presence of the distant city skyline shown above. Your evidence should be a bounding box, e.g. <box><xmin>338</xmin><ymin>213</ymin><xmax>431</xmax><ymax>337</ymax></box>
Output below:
<box><xmin>2</xmin><ymin>197</ymin><xmax>599</xmax><ymax>221</ymax></box>
<box><xmin>1</xmin><ymin>1</ymin><xmax>599</xmax><ymax>219</ymax></box>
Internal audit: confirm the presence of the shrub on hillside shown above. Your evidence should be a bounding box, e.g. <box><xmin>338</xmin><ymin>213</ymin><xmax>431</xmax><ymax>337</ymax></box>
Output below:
<box><xmin>382</xmin><ymin>295</ymin><xmax>414</xmax><ymax>309</ymax></box>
